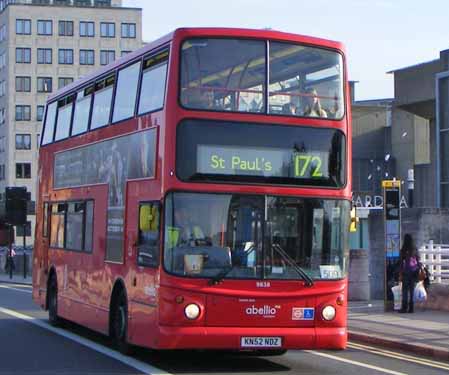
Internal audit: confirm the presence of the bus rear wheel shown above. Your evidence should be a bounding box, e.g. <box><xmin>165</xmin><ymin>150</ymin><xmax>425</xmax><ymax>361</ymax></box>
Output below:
<box><xmin>112</xmin><ymin>290</ymin><xmax>132</xmax><ymax>355</ymax></box>
<box><xmin>48</xmin><ymin>276</ymin><xmax>60</xmax><ymax>327</ymax></box>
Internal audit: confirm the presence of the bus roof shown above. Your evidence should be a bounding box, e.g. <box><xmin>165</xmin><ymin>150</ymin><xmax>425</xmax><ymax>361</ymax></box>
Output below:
<box><xmin>48</xmin><ymin>27</ymin><xmax>345</xmax><ymax>103</ymax></box>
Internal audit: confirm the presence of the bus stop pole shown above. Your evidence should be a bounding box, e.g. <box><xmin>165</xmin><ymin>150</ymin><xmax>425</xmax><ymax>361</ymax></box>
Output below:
<box><xmin>23</xmin><ymin>223</ymin><xmax>26</xmax><ymax>279</ymax></box>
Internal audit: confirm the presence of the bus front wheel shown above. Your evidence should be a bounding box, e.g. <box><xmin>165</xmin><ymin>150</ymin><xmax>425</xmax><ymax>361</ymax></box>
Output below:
<box><xmin>112</xmin><ymin>289</ymin><xmax>132</xmax><ymax>355</ymax></box>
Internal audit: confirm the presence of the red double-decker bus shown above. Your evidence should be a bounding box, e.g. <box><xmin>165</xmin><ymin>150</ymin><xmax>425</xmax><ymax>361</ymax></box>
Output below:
<box><xmin>33</xmin><ymin>28</ymin><xmax>351</xmax><ymax>355</ymax></box>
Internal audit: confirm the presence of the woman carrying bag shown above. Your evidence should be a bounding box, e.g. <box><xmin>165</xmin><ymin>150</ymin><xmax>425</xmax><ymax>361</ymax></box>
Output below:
<box><xmin>398</xmin><ymin>234</ymin><xmax>420</xmax><ymax>313</ymax></box>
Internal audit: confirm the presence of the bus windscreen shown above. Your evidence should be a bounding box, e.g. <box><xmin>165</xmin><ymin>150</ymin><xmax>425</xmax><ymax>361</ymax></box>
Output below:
<box><xmin>176</xmin><ymin>119</ymin><xmax>345</xmax><ymax>187</ymax></box>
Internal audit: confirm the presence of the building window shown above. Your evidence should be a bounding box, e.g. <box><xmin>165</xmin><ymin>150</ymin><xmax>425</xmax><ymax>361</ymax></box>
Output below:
<box><xmin>0</xmin><ymin>80</ymin><xmax>4</xmax><ymax>97</ymax></box>
<box><xmin>0</xmin><ymin>165</ymin><xmax>5</xmax><ymax>181</ymax></box>
<box><xmin>100</xmin><ymin>22</ymin><xmax>115</xmax><ymax>38</ymax></box>
<box><xmin>15</xmin><ymin>134</ymin><xmax>31</xmax><ymax>150</ymax></box>
<box><xmin>0</xmin><ymin>52</ymin><xmax>6</xmax><ymax>69</ymax></box>
<box><xmin>37</xmin><ymin>48</ymin><xmax>52</xmax><ymax>64</ymax></box>
<box><xmin>95</xmin><ymin>0</ymin><xmax>111</xmax><ymax>7</ymax></box>
<box><xmin>58</xmin><ymin>77</ymin><xmax>73</xmax><ymax>89</ymax></box>
<box><xmin>37</xmin><ymin>20</ymin><xmax>52</xmax><ymax>36</ymax></box>
<box><xmin>121</xmin><ymin>23</ymin><xmax>136</xmax><ymax>38</ymax></box>
<box><xmin>37</xmin><ymin>105</ymin><xmax>45</xmax><ymax>121</ymax></box>
<box><xmin>58</xmin><ymin>20</ymin><xmax>73</xmax><ymax>36</ymax></box>
<box><xmin>74</xmin><ymin>0</ymin><xmax>91</xmax><ymax>6</ymax></box>
<box><xmin>16</xmin><ymin>105</ymin><xmax>31</xmax><ymax>121</ymax></box>
<box><xmin>80</xmin><ymin>49</ymin><xmax>94</xmax><ymax>65</ymax></box>
<box><xmin>37</xmin><ymin>77</ymin><xmax>52</xmax><ymax>93</ymax></box>
<box><xmin>121</xmin><ymin>50</ymin><xmax>131</xmax><ymax>57</ymax></box>
<box><xmin>100</xmin><ymin>50</ymin><xmax>115</xmax><ymax>66</ymax></box>
<box><xmin>0</xmin><ymin>25</ymin><xmax>6</xmax><ymax>42</ymax></box>
<box><xmin>16</xmin><ymin>76</ymin><xmax>31</xmax><ymax>92</ymax></box>
<box><xmin>58</xmin><ymin>49</ymin><xmax>73</xmax><ymax>64</ymax></box>
<box><xmin>0</xmin><ymin>108</ymin><xmax>5</xmax><ymax>125</ymax></box>
<box><xmin>16</xmin><ymin>163</ymin><xmax>31</xmax><ymax>179</ymax></box>
<box><xmin>80</xmin><ymin>21</ymin><xmax>94</xmax><ymax>37</ymax></box>
<box><xmin>16</xmin><ymin>48</ymin><xmax>31</xmax><ymax>63</ymax></box>
<box><xmin>16</xmin><ymin>19</ymin><xmax>31</xmax><ymax>35</ymax></box>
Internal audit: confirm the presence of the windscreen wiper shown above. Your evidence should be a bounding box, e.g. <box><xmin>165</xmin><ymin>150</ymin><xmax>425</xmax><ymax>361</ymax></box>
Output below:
<box><xmin>208</xmin><ymin>245</ymin><xmax>255</xmax><ymax>285</ymax></box>
<box><xmin>271</xmin><ymin>243</ymin><xmax>314</xmax><ymax>287</ymax></box>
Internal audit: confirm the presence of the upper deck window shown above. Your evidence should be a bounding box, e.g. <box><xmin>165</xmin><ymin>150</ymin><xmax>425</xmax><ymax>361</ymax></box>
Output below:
<box><xmin>54</xmin><ymin>94</ymin><xmax>75</xmax><ymax>141</ymax></box>
<box><xmin>269</xmin><ymin>42</ymin><xmax>344</xmax><ymax>119</ymax></box>
<box><xmin>90</xmin><ymin>75</ymin><xmax>115</xmax><ymax>130</ymax></box>
<box><xmin>42</xmin><ymin>101</ymin><xmax>57</xmax><ymax>145</ymax></box>
<box><xmin>138</xmin><ymin>50</ymin><xmax>169</xmax><ymax>115</ymax></box>
<box><xmin>180</xmin><ymin>39</ymin><xmax>266</xmax><ymax>113</ymax></box>
<box><xmin>71</xmin><ymin>86</ymin><xmax>93</xmax><ymax>136</ymax></box>
<box><xmin>180</xmin><ymin>38</ymin><xmax>344</xmax><ymax>119</ymax></box>
<box><xmin>112</xmin><ymin>61</ymin><xmax>141</xmax><ymax>123</ymax></box>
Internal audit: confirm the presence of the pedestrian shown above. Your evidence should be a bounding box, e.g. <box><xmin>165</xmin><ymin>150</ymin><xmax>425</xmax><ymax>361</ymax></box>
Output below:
<box><xmin>4</xmin><ymin>247</ymin><xmax>16</xmax><ymax>273</ymax></box>
<box><xmin>398</xmin><ymin>233</ymin><xmax>420</xmax><ymax>313</ymax></box>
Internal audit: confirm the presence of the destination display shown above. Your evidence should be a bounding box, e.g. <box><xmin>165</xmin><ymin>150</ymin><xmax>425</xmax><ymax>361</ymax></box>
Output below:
<box><xmin>176</xmin><ymin>119</ymin><xmax>345</xmax><ymax>187</ymax></box>
<box><xmin>197</xmin><ymin>145</ymin><xmax>328</xmax><ymax>179</ymax></box>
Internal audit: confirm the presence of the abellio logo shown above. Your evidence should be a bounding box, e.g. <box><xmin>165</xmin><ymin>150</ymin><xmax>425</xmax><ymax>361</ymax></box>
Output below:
<box><xmin>245</xmin><ymin>305</ymin><xmax>279</xmax><ymax>317</ymax></box>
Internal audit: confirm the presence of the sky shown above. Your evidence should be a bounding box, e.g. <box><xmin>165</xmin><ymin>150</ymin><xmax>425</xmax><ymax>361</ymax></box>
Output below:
<box><xmin>123</xmin><ymin>0</ymin><xmax>449</xmax><ymax>101</ymax></box>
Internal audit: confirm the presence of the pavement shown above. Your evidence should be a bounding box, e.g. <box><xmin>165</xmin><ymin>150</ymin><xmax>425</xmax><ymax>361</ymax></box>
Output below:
<box><xmin>0</xmin><ymin>272</ymin><xmax>32</xmax><ymax>285</ymax></box>
<box><xmin>349</xmin><ymin>299</ymin><xmax>449</xmax><ymax>361</ymax></box>
<box><xmin>1</xmin><ymin>273</ymin><xmax>448</xmax><ymax>361</ymax></box>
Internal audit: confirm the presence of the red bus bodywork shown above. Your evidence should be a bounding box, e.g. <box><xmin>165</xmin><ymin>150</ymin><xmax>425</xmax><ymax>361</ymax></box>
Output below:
<box><xmin>33</xmin><ymin>28</ymin><xmax>352</xmax><ymax>351</ymax></box>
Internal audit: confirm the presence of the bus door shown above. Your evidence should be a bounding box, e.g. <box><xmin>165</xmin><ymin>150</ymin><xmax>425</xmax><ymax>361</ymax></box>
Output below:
<box><xmin>35</xmin><ymin>202</ymin><xmax>50</xmax><ymax>303</ymax></box>
<box><xmin>125</xmin><ymin>181</ymin><xmax>161</xmax><ymax>346</ymax></box>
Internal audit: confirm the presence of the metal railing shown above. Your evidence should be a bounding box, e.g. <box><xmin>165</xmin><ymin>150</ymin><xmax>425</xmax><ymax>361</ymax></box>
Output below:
<box><xmin>419</xmin><ymin>240</ymin><xmax>449</xmax><ymax>284</ymax></box>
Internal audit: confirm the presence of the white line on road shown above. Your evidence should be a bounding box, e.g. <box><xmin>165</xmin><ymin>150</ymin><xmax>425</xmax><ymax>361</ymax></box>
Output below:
<box><xmin>0</xmin><ymin>306</ymin><xmax>172</xmax><ymax>375</ymax></box>
<box><xmin>305</xmin><ymin>350</ymin><xmax>408</xmax><ymax>375</ymax></box>
<box><xmin>349</xmin><ymin>342</ymin><xmax>449</xmax><ymax>371</ymax></box>
<box><xmin>0</xmin><ymin>284</ymin><xmax>32</xmax><ymax>293</ymax></box>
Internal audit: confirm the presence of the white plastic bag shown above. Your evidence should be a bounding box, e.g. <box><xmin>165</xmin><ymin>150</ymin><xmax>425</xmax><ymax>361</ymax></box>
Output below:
<box><xmin>391</xmin><ymin>283</ymin><xmax>402</xmax><ymax>310</ymax></box>
<box><xmin>414</xmin><ymin>281</ymin><xmax>427</xmax><ymax>302</ymax></box>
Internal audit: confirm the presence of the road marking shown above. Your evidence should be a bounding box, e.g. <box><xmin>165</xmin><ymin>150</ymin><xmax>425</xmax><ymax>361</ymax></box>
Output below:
<box><xmin>306</xmin><ymin>350</ymin><xmax>407</xmax><ymax>375</ymax></box>
<box><xmin>0</xmin><ymin>284</ymin><xmax>32</xmax><ymax>294</ymax></box>
<box><xmin>0</xmin><ymin>306</ymin><xmax>172</xmax><ymax>375</ymax></box>
<box><xmin>349</xmin><ymin>342</ymin><xmax>449</xmax><ymax>371</ymax></box>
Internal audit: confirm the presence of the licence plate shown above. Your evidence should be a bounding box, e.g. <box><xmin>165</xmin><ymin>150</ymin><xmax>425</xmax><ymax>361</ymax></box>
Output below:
<box><xmin>240</xmin><ymin>336</ymin><xmax>282</xmax><ymax>348</ymax></box>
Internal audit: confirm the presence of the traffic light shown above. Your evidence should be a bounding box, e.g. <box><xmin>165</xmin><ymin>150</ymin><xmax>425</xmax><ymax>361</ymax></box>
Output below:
<box><xmin>4</xmin><ymin>187</ymin><xmax>28</xmax><ymax>226</ymax></box>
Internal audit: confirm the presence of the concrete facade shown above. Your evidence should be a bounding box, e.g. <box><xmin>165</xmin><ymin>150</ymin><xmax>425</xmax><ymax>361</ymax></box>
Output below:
<box><xmin>0</xmin><ymin>0</ymin><xmax>142</xmax><ymax>243</ymax></box>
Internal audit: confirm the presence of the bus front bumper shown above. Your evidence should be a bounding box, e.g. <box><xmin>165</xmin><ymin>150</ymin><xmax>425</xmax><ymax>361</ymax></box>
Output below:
<box><xmin>155</xmin><ymin>326</ymin><xmax>346</xmax><ymax>350</ymax></box>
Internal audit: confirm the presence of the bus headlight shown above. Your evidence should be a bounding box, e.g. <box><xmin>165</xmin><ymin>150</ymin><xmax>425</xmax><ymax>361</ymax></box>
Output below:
<box><xmin>322</xmin><ymin>305</ymin><xmax>336</xmax><ymax>321</ymax></box>
<box><xmin>184</xmin><ymin>303</ymin><xmax>201</xmax><ymax>320</ymax></box>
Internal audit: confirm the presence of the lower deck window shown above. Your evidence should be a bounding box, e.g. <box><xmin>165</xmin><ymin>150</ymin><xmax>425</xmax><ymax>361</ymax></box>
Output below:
<box><xmin>49</xmin><ymin>200</ymin><xmax>94</xmax><ymax>251</ymax></box>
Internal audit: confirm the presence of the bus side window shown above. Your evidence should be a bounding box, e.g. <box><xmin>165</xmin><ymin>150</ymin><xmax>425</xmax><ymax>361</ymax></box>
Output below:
<box><xmin>137</xmin><ymin>202</ymin><xmax>160</xmax><ymax>267</ymax></box>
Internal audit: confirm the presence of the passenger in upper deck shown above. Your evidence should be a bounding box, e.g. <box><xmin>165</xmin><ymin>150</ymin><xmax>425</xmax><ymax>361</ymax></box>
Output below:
<box><xmin>282</xmin><ymin>102</ymin><xmax>298</xmax><ymax>115</ymax></box>
<box><xmin>181</xmin><ymin>87</ymin><xmax>217</xmax><ymax>110</ymax></box>
<box><xmin>301</xmin><ymin>88</ymin><xmax>328</xmax><ymax>118</ymax></box>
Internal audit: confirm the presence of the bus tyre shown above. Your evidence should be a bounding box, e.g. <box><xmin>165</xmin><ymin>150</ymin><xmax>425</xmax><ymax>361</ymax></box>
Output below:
<box><xmin>48</xmin><ymin>276</ymin><xmax>60</xmax><ymax>327</ymax></box>
<box><xmin>112</xmin><ymin>290</ymin><xmax>132</xmax><ymax>355</ymax></box>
